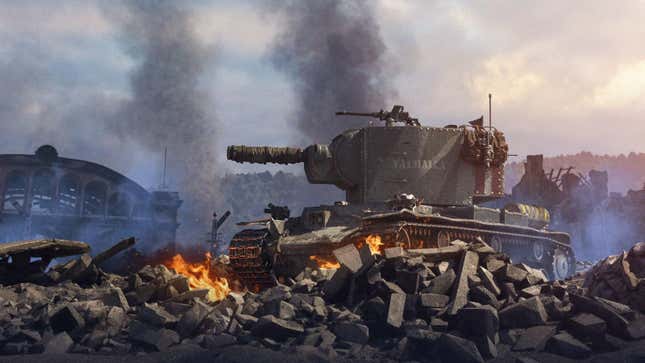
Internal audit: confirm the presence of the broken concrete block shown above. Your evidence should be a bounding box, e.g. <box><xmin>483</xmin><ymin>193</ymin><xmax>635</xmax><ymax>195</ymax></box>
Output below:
<box><xmin>386</xmin><ymin>293</ymin><xmax>406</xmax><ymax>328</ymax></box>
<box><xmin>545</xmin><ymin>332</ymin><xmax>592</xmax><ymax>359</ymax></box>
<box><xmin>430</xmin><ymin>317</ymin><xmax>449</xmax><ymax>332</ymax></box>
<box><xmin>333</xmin><ymin>244</ymin><xmax>366</xmax><ymax>273</ymax></box>
<box><xmin>252</xmin><ymin>315</ymin><xmax>304</xmax><ymax>341</ymax></box>
<box><xmin>519</xmin><ymin>285</ymin><xmax>541</xmax><ymax>299</ymax></box>
<box><xmin>106</xmin><ymin>306</ymin><xmax>126</xmax><ymax>336</ymax></box>
<box><xmin>540</xmin><ymin>295</ymin><xmax>571</xmax><ymax>321</ymax></box>
<box><xmin>595</xmin><ymin>297</ymin><xmax>637</xmax><ymax>320</ymax></box>
<box><xmin>499</xmin><ymin>297</ymin><xmax>548</xmax><ymax>328</ymax></box>
<box><xmin>396</xmin><ymin>269</ymin><xmax>421</xmax><ymax>294</ymax></box>
<box><xmin>49</xmin><ymin>304</ymin><xmax>85</xmax><ymax>333</ymax></box>
<box><xmin>362</xmin><ymin>297</ymin><xmax>386</xmax><ymax>321</ymax></box>
<box><xmin>171</xmin><ymin>288</ymin><xmax>210</xmax><ymax>303</ymax></box>
<box><xmin>474</xmin><ymin>335</ymin><xmax>497</xmax><ymax>359</ymax></box>
<box><xmin>81</xmin><ymin>288</ymin><xmax>130</xmax><ymax>311</ymax></box>
<box><xmin>177</xmin><ymin>301</ymin><xmax>211</xmax><ymax>338</ymax></box>
<box><xmin>570</xmin><ymin>294</ymin><xmax>633</xmax><ymax>339</ymax></box>
<box><xmin>485</xmin><ymin>258</ymin><xmax>506</xmax><ymax>274</ymax></box>
<box><xmin>333</xmin><ymin>322</ymin><xmax>369</xmax><ymax>344</ymax></box>
<box><xmin>469</xmin><ymin>285</ymin><xmax>500</xmax><ymax>309</ymax></box>
<box><xmin>512</xmin><ymin>325</ymin><xmax>557</xmax><ymax>352</ymax></box>
<box><xmin>497</xmin><ymin>264</ymin><xmax>528</xmax><ymax>284</ymax></box>
<box><xmin>448</xmin><ymin>251</ymin><xmax>479</xmax><ymax>315</ymax></box>
<box><xmin>322</xmin><ymin>266</ymin><xmax>351</xmax><ymax>300</ymax></box>
<box><xmin>129</xmin><ymin>320</ymin><xmax>179</xmax><ymax>352</ymax></box>
<box><xmin>436</xmin><ymin>333</ymin><xmax>484</xmax><ymax>363</ymax></box>
<box><xmin>626</xmin><ymin>317</ymin><xmax>645</xmax><ymax>340</ymax></box>
<box><xmin>567</xmin><ymin>313</ymin><xmax>606</xmax><ymax>340</ymax></box>
<box><xmin>43</xmin><ymin>332</ymin><xmax>73</xmax><ymax>354</ymax></box>
<box><xmin>501</xmin><ymin>282</ymin><xmax>518</xmax><ymax>300</ymax></box>
<box><xmin>202</xmin><ymin>333</ymin><xmax>237</xmax><ymax>349</ymax></box>
<box><xmin>419</xmin><ymin>293</ymin><xmax>450</xmax><ymax>308</ymax></box>
<box><xmin>137</xmin><ymin>303</ymin><xmax>178</xmax><ymax>327</ymax></box>
<box><xmin>424</xmin><ymin>269</ymin><xmax>454</xmax><ymax>295</ymax></box>
<box><xmin>467</xmin><ymin>274</ymin><xmax>482</xmax><ymax>288</ymax></box>
<box><xmin>456</xmin><ymin>305</ymin><xmax>499</xmax><ymax>343</ymax></box>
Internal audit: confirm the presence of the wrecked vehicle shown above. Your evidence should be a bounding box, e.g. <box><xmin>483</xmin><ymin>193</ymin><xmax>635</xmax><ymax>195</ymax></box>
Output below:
<box><xmin>226</xmin><ymin>105</ymin><xmax>576</xmax><ymax>290</ymax></box>
<box><xmin>0</xmin><ymin>238</ymin><xmax>89</xmax><ymax>284</ymax></box>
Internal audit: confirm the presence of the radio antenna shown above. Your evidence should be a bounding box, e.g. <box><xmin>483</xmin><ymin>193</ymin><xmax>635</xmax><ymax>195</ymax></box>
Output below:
<box><xmin>161</xmin><ymin>147</ymin><xmax>168</xmax><ymax>189</ymax></box>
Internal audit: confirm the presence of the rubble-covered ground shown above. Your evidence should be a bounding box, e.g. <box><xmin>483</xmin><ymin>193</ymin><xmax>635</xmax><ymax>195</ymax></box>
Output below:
<box><xmin>1</xmin><ymin>240</ymin><xmax>645</xmax><ymax>363</ymax></box>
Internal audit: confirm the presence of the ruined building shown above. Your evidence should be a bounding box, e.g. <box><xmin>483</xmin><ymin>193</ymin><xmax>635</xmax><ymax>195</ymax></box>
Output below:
<box><xmin>0</xmin><ymin>145</ymin><xmax>181</xmax><ymax>253</ymax></box>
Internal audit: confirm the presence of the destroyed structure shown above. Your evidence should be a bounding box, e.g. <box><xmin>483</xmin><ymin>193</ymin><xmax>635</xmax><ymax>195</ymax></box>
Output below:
<box><xmin>0</xmin><ymin>145</ymin><xmax>182</xmax><ymax>254</ymax></box>
<box><xmin>510</xmin><ymin>154</ymin><xmax>645</xmax><ymax>258</ymax></box>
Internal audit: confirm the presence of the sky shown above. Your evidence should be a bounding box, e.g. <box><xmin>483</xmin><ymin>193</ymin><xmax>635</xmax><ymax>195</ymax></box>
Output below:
<box><xmin>1</xmin><ymin>0</ymin><xmax>645</xmax><ymax>189</ymax></box>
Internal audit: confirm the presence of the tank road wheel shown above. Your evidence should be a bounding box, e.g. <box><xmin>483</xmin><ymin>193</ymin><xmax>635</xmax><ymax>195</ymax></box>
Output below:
<box><xmin>396</xmin><ymin>226</ymin><xmax>413</xmax><ymax>249</ymax></box>
<box><xmin>490</xmin><ymin>236</ymin><xmax>503</xmax><ymax>253</ymax></box>
<box><xmin>437</xmin><ymin>230</ymin><xmax>451</xmax><ymax>247</ymax></box>
<box><xmin>549</xmin><ymin>249</ymin><xmax>575</xmax><ymax>280</ymax></box>
<box><xmin>532</xmin><ymin>241</ymin><xmax>545</xmax><ymax>263</ymax></box>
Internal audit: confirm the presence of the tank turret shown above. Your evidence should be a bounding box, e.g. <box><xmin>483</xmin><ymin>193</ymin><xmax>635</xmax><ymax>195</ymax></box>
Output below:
<box><xmin>228</xmin><ymin>105</ymin><xmax>509</xmax><ymax>206</ymax></box>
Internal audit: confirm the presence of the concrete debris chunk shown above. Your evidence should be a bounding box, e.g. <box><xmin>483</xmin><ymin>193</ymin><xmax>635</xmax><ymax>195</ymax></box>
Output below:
<box><xmin>499</xmin><ymin>296</ymin><xmax>548</xmax><ymax>328</ymax></box>
<box><xmin>333</xmin><ymin>322</ymin><xmax>369</xmax><ymax>344</ymax></box>
<box><xmin>456</xmin><ymin>305</ymin><xmax>499</xmax><ymax>343</ymax></box>
<box><xmin>137</xmin><ymin>303</ymin><xmax>178</xmax><ymax>327</ymax></box>
<box><xmin>545</xmin><ymin>332</ymin><xmax>592</xmax><ymax>359</ymax></box>
<box><xmin>567</xmin><ymin>313</ymin><xmax>606</xmax><ymax>339</ymax></box>
<box><xmin>177</xmin><ymin>300</ymin><xmax>211</xmax><ymax>339</ymax></box>
<box><xmin>43</xmin><ymin>332</ymin><xmax>74</xmax><ymax>354</ymax></box>
<box><xmin>386</xmin><ymin>293</ymin><xmax>406</xmax><ymax>328</ymax></box>
<box><xmin>425</xmin><ymin>268</ymin><xmax>456</xmax><ymax>295</ymax></box>
<box><xmin>512</xmin><ymin>325</ymin><xmax>557</xmax><ymax>352</ymax></box>
<box><xmin>49</xmin><ymin>304</ymin><xmax>85</xmax><ymax>333</ymax></box>
<box><xmin>448</xmin><ymin>250</ymin><xmax>479</xmax><ymax>315</ymax></box>
<box><xmin>436</xmin><ymin>333</ymin><xmax>484</xmax><ymax>363</ymax></box>
<box><xmin>128</xmin><ymin>320</ymin><xmax>179</xmax><ymax>352</ymax></box>
<box><xmin>419</xmin><ymin>293</ymin><xmax>450</xmax><ymax>308</ymax></box>
<box><xmin>477</xmin><ymin>266</ymin><xmax>501</xmax><ymax>296</ymax></box>
<box><xmin>332</xmin><ymin>244</ymin><xmax>366</xmax><ymax>274</ymax></box>
<box><xmin>251</xmin><ymin>315</ymin><xmax>304</xmax><ymax>341</ymax></box>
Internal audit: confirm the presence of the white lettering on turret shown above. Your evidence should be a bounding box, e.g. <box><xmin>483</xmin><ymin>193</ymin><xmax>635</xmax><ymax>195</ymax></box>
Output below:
<box><xmin>391</xmin><ymin>159</ymin><xmax>433</xmax><ymax>169</ymax></box>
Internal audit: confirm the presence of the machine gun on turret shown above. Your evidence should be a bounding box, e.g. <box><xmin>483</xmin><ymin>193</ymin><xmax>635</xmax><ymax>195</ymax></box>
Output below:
<box><xmin>336</xmin><ymin>105</ymin><xmax>420</xmax><ymax>127</ymax></box>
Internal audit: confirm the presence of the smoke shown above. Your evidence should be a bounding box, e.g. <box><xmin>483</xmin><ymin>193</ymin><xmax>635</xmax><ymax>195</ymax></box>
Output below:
<box><xmin>0</xmin><ymin>1</ymin><xmax>219</xmax><ymax>245</ymax></box>
<box><xmin>267</xmin><ymin>0</ymin><xmax>395</xmax><ymax>143</ymax></box>
<box><xmin>105</xmin><ymin>0</ymin><xmax>219</xmax><ymax>241</ymax></box>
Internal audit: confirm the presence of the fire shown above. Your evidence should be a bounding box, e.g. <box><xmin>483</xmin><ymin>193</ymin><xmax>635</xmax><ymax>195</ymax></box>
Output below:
<box><xmin>165</xmin><ymin>252</ymin><xmax>230</xmax><ymax>302</ymax></box>
<box><xmin>309</xmin><ymin>255</ymin><xmax>340</xmax><ymax>269</ymax></box>
<box><xmin>365</xmin><ymin>234</ymin><xmax>384</xmax><ymax>255</ymax></box>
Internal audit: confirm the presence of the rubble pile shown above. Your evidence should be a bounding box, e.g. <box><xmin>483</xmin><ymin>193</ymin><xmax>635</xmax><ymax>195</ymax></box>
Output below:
<box><xmin>0</xmin><ymin>240</ymin><xmax>643</xmax><ymax>362</ymax></box>
<box><xmin>583</xmin><ymin>242</ymin><xmax>645</xmax><ymax>313</ymax></box>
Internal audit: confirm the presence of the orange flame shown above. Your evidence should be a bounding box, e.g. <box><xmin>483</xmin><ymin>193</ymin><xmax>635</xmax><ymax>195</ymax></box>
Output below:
<box><xmin>165</xmin><ymin>252</ymin><xmax>230</xmax><ymax>302</ymax></box>
<box><xmin>365</xmin><ymin>234</ymin><xmax>384</xmax><ymax>255</ymax></box>
<box><xmin>309</xmin><ymin>255</ymin><xmax>340</xmax><ymax>269</ymax></box>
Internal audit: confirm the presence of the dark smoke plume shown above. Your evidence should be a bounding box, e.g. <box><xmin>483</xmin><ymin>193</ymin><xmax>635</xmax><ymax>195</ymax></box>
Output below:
<box><xmin>268</xmin><ymin>0</ymin><xmax>395</xmax><ymax>143</ymax></box>
<box><xmin>107</xmin><ymin>0</ymin><xmax>219</xmax><ymax>241</ymax></box>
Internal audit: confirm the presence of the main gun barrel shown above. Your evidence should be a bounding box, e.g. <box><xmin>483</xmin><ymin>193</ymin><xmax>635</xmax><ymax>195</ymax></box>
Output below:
<box><xmin>227</xmin><ymin>145</ymin><xmax>304</xmax><ymax>164</ymax></box>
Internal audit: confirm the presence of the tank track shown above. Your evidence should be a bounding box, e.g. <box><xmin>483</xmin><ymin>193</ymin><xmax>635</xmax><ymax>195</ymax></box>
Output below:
<box><xmin>228</xmin><ymin>228</ymin><xmax>276</xmax><ymax>291</ymax></box>
<box><xmin>364</xmin><ymin>221</ymin><xmax>576</xmax><ymax>280</ymax></box>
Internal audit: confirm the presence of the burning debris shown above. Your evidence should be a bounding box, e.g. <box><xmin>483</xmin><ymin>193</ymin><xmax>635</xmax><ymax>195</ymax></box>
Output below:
<box><xmin>0</xmin><ymin>236</ymin><xmax>644</xmax><ymax>361</ymax></box>
<box><xmin>164</xmin><ymin>253</ymin><xmax>230</xmax><ymax>302</ymax></box>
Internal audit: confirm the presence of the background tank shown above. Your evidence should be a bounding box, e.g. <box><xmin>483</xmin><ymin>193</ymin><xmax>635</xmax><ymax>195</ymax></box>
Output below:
<box><xmin>226</xmin><ymin>106</ymin><xmax>575</xmax><ymax>290</ymax></box>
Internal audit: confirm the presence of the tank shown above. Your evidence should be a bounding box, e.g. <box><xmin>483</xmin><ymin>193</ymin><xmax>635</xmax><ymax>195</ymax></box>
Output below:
<box><xmin>226</xmin><ymin>105</ymin><xmax>575</xmax><ymax>291</ymax></box>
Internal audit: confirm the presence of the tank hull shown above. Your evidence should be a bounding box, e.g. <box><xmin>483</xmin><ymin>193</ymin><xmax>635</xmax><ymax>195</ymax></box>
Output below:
<box><xmin>228</xmin><ymin>208</ymin><xmax>575</xmax><ymax>291</ymax></box>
